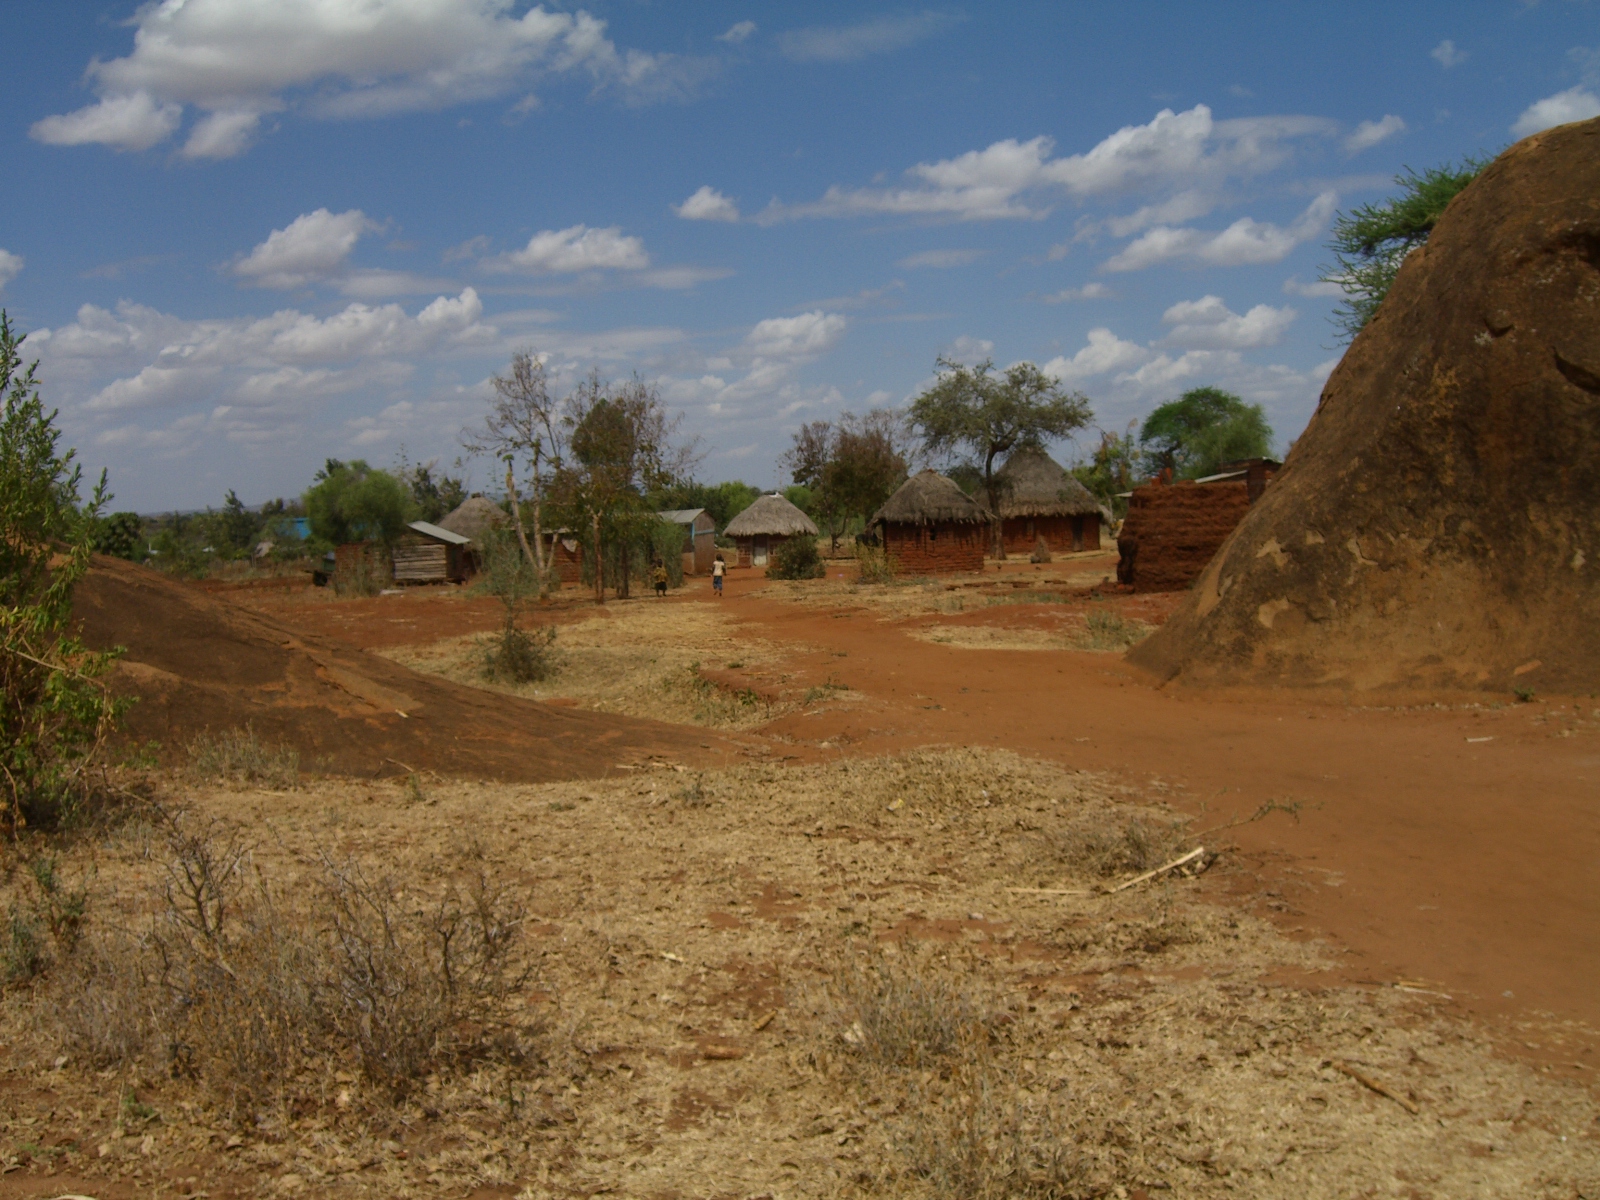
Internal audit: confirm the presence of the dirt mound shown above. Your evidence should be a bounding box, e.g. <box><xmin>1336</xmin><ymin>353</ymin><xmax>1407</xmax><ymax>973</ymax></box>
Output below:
<box><xmin>1131</xmin><ymin>117</ymin><xmax>1600</xmax><ymax>695</ymax></box>
<box><xmin>73</xmin><ymin>556</ymin><xmax>738</xmax><ymax>780</ymax></box>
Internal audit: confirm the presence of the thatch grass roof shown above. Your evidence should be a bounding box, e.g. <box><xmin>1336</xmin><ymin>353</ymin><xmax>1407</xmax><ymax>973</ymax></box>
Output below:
<box><xmin>993</xmin><ymin>447</ymin><xmax>1101</xmax><ymax>518</ymax></box>
<box><xmin>871</xmin><ymin>470</ymin><xmax>993</xmax><ymax>527</ymax></box>
<box><xmin>723</xmin><ymin>493</ymin><xmax>819</xmax><ymax>538</ymax></box>
<box><xmin>437</xmin><ymin>495</ymin><xmax>507</xmax><ymax>544</ymax></box>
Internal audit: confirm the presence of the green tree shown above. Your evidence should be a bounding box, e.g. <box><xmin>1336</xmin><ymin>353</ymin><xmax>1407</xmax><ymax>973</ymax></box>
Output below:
<box><xmin>647</xmin><ymin>479</ymin><xmax>762</xmax><ymax>530</ymax></box>
<box><xmin>397</xmin><ymin>453</ymin><xmax>466</xmax><ymax>524</ymax></box>
<box><xmin>1321</xmin><ymin>158</ymin><xmax>1486</xmax><ymax>342</ymax></box>
<box><xmin>215</xmin><ymin>489</ymin><xmax>260</xmax><ymax>556</ymax></box>
<box><xmin>303</xmin><ymin>460</ymin><xmax>414</xmax><ymax>549</ymax></box>
<box><xmin>1070</xmin><ymin>422</ymin><xmax>1140</xmax><ymax>516</ymax></box>
<box><xmin>781</xmin><ymin>410</ymin><xmax>909</xmax><ymax>553</ymax></box>
<box><xmin>908</xmin><ymin>357</ymin><xmax>1092</xmax><ymax>555</ymax></box>
<box><xmin>1138</xmin><ymin>387</ymin><xmax>1273</xmax><ymax>480</ymax></box>
<box><xmin>549</xmin><ymin>373</ymin><xmax>698</xmax><ymax>601</ymax></box>
<box><xmin>0</xmin><ymin>313</ymin><xmax>124</xmax><ymax>830</ymax></box>
<box><xmin>93</xmin><ymin>511</ymin><xmax>145</xmax><ymax>559</ymax></box>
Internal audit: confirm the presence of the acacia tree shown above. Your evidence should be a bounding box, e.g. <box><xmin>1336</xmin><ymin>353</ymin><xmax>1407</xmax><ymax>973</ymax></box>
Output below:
<box><xmin>1070</xmin><ymin>421</ymin><xmax>1141</xmax><ymax>516</ymax></box>
<box><xmin>907</xmin><ymin>357</ymin><xmax>1092</xmax><ymax>556</ymax></box>
<box><xmin>780</xmin><ymin>409</ymin><xmax>908</xmax><ymax>552</ymax></box>
<box><xmin>1138</xmin><ymin>387</ymin><xmax>1273</xmax><ymax>480</ymax></box>
<box><xmin>1320</xmin><ymin>158</ymin><xmax>1485</xmax><ymax>342</ymax></box>
<box><xmin>550</xmin><ymin>373</ymin><xmax>698</xmax><ymax>602</ymax></box>
<box><xmin>302</xmin><ymin>460</ymin><xmax>414</xmax><ymax>549</ymax></box>
<box><xmin>462</xmin><ymin>350</ymin><xmax>563</xmax><ymax>593</ymax></box>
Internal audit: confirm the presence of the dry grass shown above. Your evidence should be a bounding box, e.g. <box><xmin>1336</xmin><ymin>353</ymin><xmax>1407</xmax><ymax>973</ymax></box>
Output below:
<box><xmin>908</xmin><ymin>608</ymin><xmax>1153</xmax><ymax>654</ymax></box>
<box><xmin>380</xmin><ymin>601</ymin><xmax>801</xmax><ymax>728</ymax></box>
<box><xmin>0</xmin><ymin>749</ymin><xmax>1594</xmax><ymax>1197</ymax></box>
<box><xmin>186</xmin><ymin>724</ymin><xmax>299</xmax><ymax>788</ymax></box>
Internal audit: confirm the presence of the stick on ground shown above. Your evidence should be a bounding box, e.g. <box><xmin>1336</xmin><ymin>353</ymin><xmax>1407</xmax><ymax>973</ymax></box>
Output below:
<box><xmin>1109</xmin><ymin>846</ymin><xmax>1205</xmax><ymax>893</ymax></box>
<box><xmin>1332</xmin><ymin>1060</ymin><xmax>1420</xmax><ymax>1114</ymax></box>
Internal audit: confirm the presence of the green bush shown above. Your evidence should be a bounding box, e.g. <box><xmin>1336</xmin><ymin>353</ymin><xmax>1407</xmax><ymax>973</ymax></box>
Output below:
<box><xmin>0</xmin><ymin>312</ymin><xmax>125</xmax><ymax>831</ymax></box>
<box><xmin>766</xmin><ymin>536</ymin><xmax>825</xmax><ymax>580</ymax></box>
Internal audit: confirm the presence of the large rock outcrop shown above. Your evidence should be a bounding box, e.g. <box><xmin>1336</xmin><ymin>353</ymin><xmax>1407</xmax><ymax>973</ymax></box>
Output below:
<box><xmin>1130</xmin><ymin>117</ymin><xmax>1600</xmax><ymax>695</ymax></box>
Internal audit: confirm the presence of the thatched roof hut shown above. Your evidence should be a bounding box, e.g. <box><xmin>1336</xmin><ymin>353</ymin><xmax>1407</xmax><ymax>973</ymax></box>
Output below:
<box><xmin>724</xmin><ymin>494</ymin><xmax>819</xmax><ymax>538</ymax></box>
<box><xmin>869</xmin><ymin>471</ymin><xmax>991</xmax><ymax>575</ymax></box>
<box><xmin>993</xmin><ymin>447</ymin><xmax>1100</xmax><ymax>517</ymax></box>
<box><xmin>870</xmin><ymin>470</ymin><xmax>992</xmax><ymax>527</ymax></box>
<box><xmin>437</xmin><ymin>495</ymin><xmax>506</xmax><ymax>544</ymax></box>
<box><xmin>724</xmin><ymin>494</ymin><xmax>818</xmax><ymax>568</ymax></box>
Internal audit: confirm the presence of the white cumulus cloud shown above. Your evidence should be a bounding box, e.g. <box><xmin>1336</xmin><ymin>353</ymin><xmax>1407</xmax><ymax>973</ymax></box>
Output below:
<box><xmin>30</xmin><ymin>0</ymin><xmax>711</xmax><ymax>158</ymax></box>
<box><xmin>30</xmin><ymin>90</ymin><xmax>183</xmax><ymax>152</ymax></box>
<box><xmin>0</xmin><ymin>249</ymin><xmax>23</xmax><ymax>292</ymax></box>
<box><xmin>1161</xmin><ymin>295</ymin><xmax>1296</xmax><ymax>348</ymax></box>
<box><xmin>1042</xmin><ymin>328</ymin><xmax>1150</xmax><ymax>384</ymax></box>
<box><xmin>744</xmin><ymin>311</ymin><xmax>847</xmax><ymax>360</ymax></box>
<box><xmin>718</xmin><ymin>21</ymin><xmax>757</xmax><ymax>44</ymax></box>
<box><xmin>1102</xmin><ymin>191</ymin><xmax>1337</xmax><ymax>271</ymax></box>
<box><xmin>487</xmin><ymin>225</ymin><xmax>650</xmax><ymax>274</ymax></box>
<box><xmin>675</xmin><ymin>186</ymin><xmax>740</xmax><ymax>222</ymax></box>
<box><xmin>1343</xmin><ymin>114</ymin><xmax>1406</xmax><ymax>154</ymax></box>
<box><xmin>759</xmin><ymin>105</ymin><xmax>1338</xmax><ymax>224</ymax></box>
<box><xmin>1431</xmin><ymin>40</ymin><xmax>1467</xmax><ymax>69</ymax></box>
<box><xmin>232</xmin><ymin>208</ymin><xmax>379</xmax><ymax>289</ymax></box>
<box><xmin>1512</xmin><ymin>87</ymin><xmax>1600</xmax><ymax>137</ymax></box>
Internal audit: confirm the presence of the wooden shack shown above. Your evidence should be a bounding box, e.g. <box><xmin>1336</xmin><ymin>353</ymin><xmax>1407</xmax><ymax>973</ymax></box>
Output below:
<box><xmin>657</xmin><ymin>507</ymin><xmax>718</xmax><ymax>575</ymax></box>
<box><xmin>393</xmin><ymin>521</ymin><xmax>471</xmax><ymax>584</ymax></box>
<box><xmin>1115</xmin><ymin>460</ymin><xmax>1278</xmax><ymax>592</ymax></box>
<box><xmin>993</xmin><ymin>446</ymin><xmax>1102</xmax><ymax>555</ymax></box>
<box><xmin>868</xmin><ymin>470</ymin><xmax>992</xmax><ymax>575</ymax></box>
<box><xmin>724</xmin><ymin>494</ymin><xmax>818</xmax><ymax>568</ymax></box>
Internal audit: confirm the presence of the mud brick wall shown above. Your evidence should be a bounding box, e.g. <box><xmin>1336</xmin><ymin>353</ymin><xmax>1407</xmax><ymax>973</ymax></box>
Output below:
<box><xmin>1116</xmin><ymin>482</ymin><xmax>1250</xmax><ymax>593</ymax></box>
<box><xmin>883</xmin><ymin>521</ymin><xmax>987</xmax><ymax>574</ymax></box>
<box><xmin>1001</xmin><ymin>514</ymin><xmax>1101</xmax><ymax>556</ymax></box>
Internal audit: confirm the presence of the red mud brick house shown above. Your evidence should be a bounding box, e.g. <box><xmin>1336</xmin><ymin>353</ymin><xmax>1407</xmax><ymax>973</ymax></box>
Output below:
<box><xmin>724</xmin><ymin>493</ymin><xmax>818</xmax><ymax>568</ymax></box>
<box><xmin>1115</xmin><ymin>459</ymin><xmax>1278</xmax><ymax>592</ymax></box>
<box><xmin>994</xmin><ymin>446</ymin><xmax>1103</xmax><ymax>556</ymax></box>
<box><xmin>869</xmin><ymin>470</ymin><xmax>993</xmax><ymax>576</ymax></box>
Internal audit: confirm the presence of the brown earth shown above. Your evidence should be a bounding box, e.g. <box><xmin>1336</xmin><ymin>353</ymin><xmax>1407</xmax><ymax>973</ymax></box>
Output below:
<box><xmin>1133</xmin><ymin>116</ymin><xmax>1600</xmax><ymax>694</ymax></box>
<box><xmin>71</xmin><ymin>555</ymin><xmax>744</xmax><ymax>782</ymax></box>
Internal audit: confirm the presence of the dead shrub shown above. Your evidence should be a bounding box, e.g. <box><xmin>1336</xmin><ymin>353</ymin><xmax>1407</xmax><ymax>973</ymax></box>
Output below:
<box><xmin>186</xmin><ymin>725</ymin><xmax>299</xmax><ymax>789</ymax></box>
<box><xmin>899</xmin><ymin>1062</ymin><xmax>1081</xmax><ymax>1200</ymax></box>
<box><xmin>44</xmin><ymin>810</ymin><xmax>534</xmax><ymax>1124</ymax></box>
<box><xmin>1052</xmin><ymin>815</ymin><xmax>1188</xmax><ymax>880</ymax></box>
<box><xmin>483</xmin><ymin>624</ymin><xmax>559</xmax><ymax>684</ymax></box>
<box><xmin>833</xmin><ymin>948</ymin><xmax>993</xmax><ymax>1071</ymax></box>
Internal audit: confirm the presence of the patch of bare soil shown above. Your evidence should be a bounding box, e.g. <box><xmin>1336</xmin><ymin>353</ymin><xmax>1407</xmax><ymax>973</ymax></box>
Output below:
<box><xmin>1</xmin><ymin>749</ymin><xmax>1594</xmax><ymax>1199</ymax></box>
<box><xmin>72</xmin><ymin>555</ymin><xmax>746</xmax><ymax>782</ymax></box>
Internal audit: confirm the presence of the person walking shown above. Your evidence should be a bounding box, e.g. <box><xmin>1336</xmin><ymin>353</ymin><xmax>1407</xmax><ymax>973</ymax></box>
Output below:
<box><xmin>653</xmin><ymin>560</ymin><xmax>669</xmax><ymax>598</ymax></box>
<box><xmin>711</xmin><ymin>554</ymin><xmax>725</xmax><ymax>597</ymax></box>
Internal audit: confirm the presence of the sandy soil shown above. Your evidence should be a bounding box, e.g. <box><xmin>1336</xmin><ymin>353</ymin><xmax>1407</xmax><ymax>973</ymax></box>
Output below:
<box><xmin>2</xmin><ymin>752</ymin><xmax>1594</xmax><ymax>1199</ymax></box>
<box><xmin>8</xmin><ymin>555</ymin><xmax>1593</xmax><ymax>1198</ymax></box>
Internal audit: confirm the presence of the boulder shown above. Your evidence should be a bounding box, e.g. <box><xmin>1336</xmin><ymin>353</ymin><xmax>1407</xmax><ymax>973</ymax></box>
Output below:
<box><xmin>1129</xmin><ymin>117</ymin><xmax>1600</xmax><ymax>696</ymax></box>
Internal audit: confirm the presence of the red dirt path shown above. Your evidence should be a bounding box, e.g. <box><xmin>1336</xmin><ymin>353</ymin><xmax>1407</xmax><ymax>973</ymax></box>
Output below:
<box><xmin>228</xmin><ymin>559</ymin><xmax>1600</xmax><ymax>1040</ymax></box>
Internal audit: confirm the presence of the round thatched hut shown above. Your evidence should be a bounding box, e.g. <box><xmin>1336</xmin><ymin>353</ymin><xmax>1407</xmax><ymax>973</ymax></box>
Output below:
<box><xmin>869</xmin><ymin>470</ymin><xmax>992</xmax><ymax>575</ymax></box>
<box><xmin>993</xmin><ymin>446</ymin><xmax>1102</xmax><ymax>555</ymax></box>
<box><xmin>724</xmin><ymin>494</ymin><xmax>818</xmax><ymax>567</ymax></box>
<box><xmin>437</xmin><ymin>495</ymin><xmax>507</xmax><ymax>543</ymax></box>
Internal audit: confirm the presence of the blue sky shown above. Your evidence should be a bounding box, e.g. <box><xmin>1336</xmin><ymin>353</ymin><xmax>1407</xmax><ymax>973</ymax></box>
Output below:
<box><xmin>2</xmin><ymin>1</ymin><xmax>1597</xmax><ymax>512</ymax></box>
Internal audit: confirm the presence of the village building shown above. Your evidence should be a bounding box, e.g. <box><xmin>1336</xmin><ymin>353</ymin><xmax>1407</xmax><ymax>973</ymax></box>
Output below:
<box><xmin>540</xmin><ymin>530</ymin><xmax>584</xmax><ymax>584</ymax></box>
<box><xmin>392</xmin><ymin>521</ymin><xmax>472</xmax><ymax>584</ymax></box>
<box><xmin>1115</xmin><ymin>459</ymin><xmax>1279</xmax><ymax>592</ymax></box>
<box><xmin>436</xmin><ymin>494</ymin><xmax>507</xmax><ymax>576</ymax></box>
<box><xmin>657</xmin><ymin>507</ymin><xmax>718</xmax><ymax>575</ymax></box>
<box><xmin>869</xmin><ymin>469</ymin><xmax>992</xmax><ymax>575</ymax></box>
<box><xmin>723</xmin><ymin>494</ymin><xmax>819</xmax><ymax>568</ymax></box>
<box><xmin>993</xmin><ymin>446</ymin><xmax>1103</xmax><ymax>555</ymax></box>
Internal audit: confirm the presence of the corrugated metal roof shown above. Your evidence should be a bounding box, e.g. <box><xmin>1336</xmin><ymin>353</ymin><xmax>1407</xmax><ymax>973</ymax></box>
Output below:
<box><xmin>408</xmin><ymin>520</ymin><xmax>471</xmax><ymax>545</ymax></box>
<box><xmin>657</xmin><ymin>507</ymin><xmax>709</xmax><ymax>525</ymax></box>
